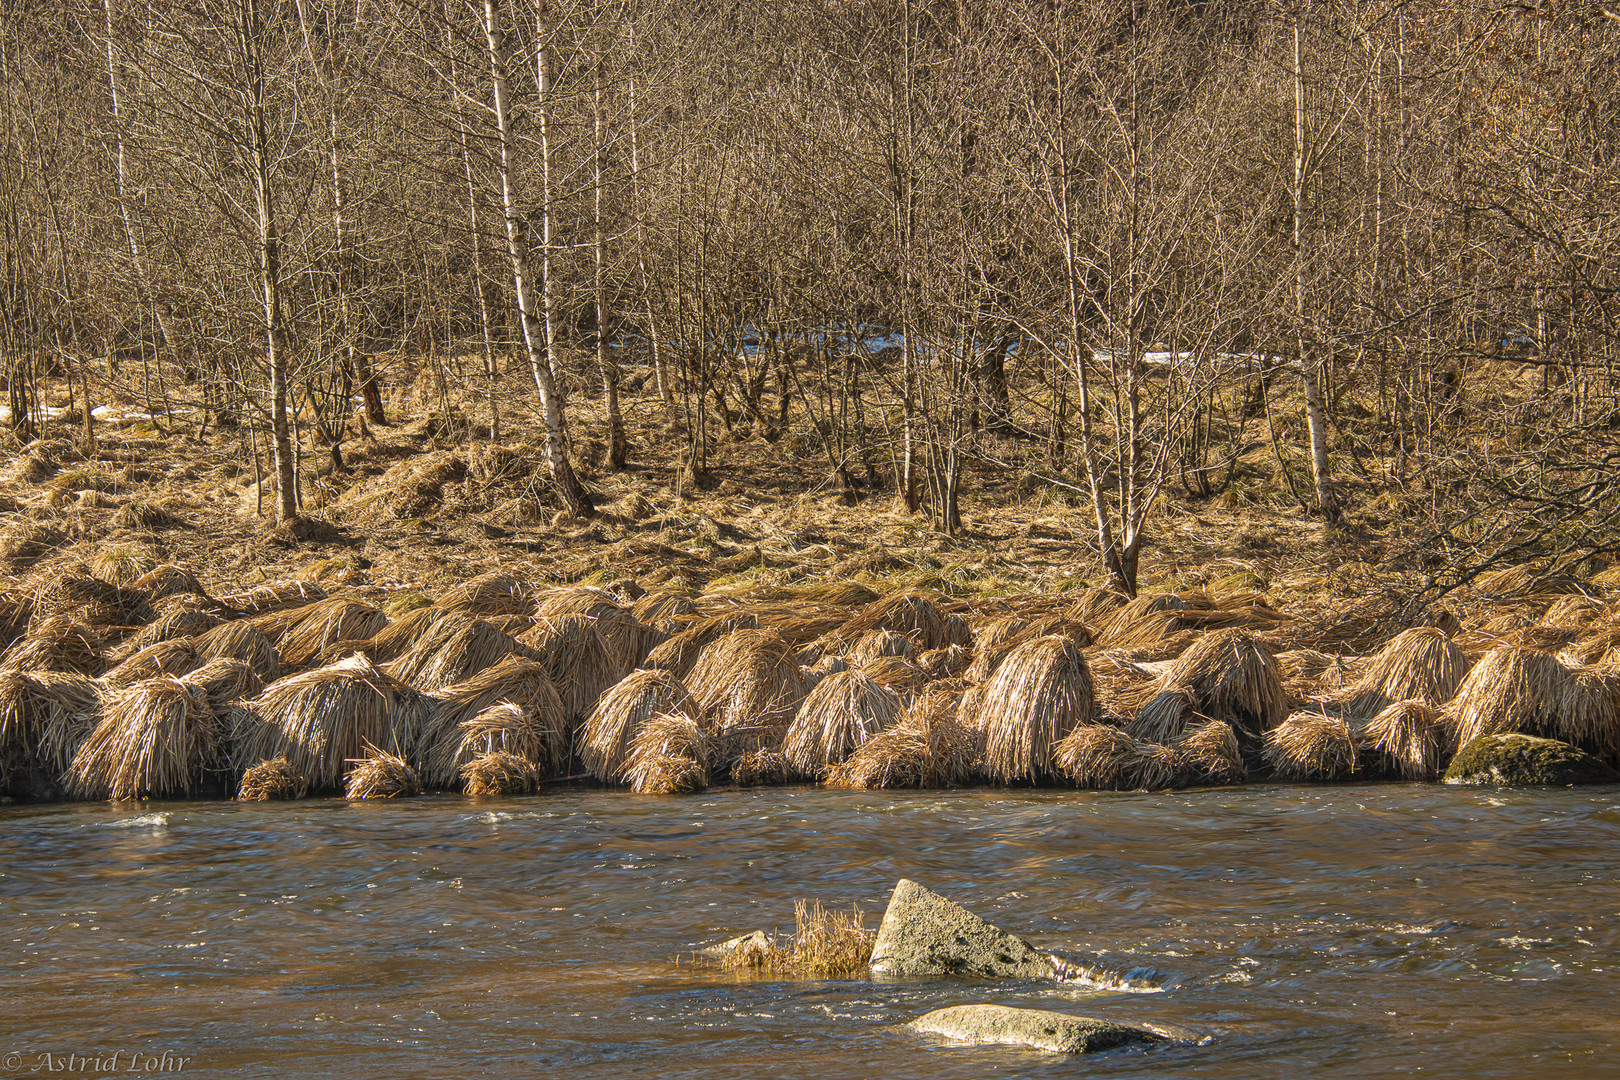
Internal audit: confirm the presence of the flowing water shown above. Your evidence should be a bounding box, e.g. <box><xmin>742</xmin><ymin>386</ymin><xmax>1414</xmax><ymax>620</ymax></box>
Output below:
<box><xmin>4</xmin><ymin>784</ymin><xmax>1618</xmax><ymax>1078</ymax></box>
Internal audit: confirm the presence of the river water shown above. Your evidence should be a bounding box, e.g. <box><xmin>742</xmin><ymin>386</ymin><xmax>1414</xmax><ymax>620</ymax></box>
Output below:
<box><xmin>4</xmin><ymin>784</ymin><xmax>1617</xmax><ymax>1078</ymax></box>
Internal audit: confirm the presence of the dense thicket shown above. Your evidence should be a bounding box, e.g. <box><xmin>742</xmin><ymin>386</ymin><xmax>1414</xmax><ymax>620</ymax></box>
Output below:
<box><xmin>2</xmin><ymin>0</ymin><xmax>1617</xmax><ymax>593</ymax></box>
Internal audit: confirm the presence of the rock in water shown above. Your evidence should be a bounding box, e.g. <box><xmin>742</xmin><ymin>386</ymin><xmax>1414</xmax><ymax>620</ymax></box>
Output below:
<box><xmin>910</xmin><ymin>1005</ymin><xmax>1166</xmax><ymax>1054</ymax></box>
<box><xmin>868</xmin><ymin>878</ymin><xmax>1056</xmax><ymax>979</ymax></box>
<box><xmin>1443</xmin><ymin>733</ymin><xmax>1619</xmax><ymax>786</ymax></box>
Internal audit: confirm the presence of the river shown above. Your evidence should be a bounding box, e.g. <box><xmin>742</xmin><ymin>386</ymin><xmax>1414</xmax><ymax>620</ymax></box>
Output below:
<box><xmin>4</xmin><ymin>784</ymin><xmax>1617</xmax><ymax>1077</ymax></box>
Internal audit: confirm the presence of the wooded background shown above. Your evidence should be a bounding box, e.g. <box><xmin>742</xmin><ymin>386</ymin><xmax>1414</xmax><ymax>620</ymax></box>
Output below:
<box><xmin>2</xmin><ymin>0</ymin><xmax>1617</xmax><ymax>593</ymax></box>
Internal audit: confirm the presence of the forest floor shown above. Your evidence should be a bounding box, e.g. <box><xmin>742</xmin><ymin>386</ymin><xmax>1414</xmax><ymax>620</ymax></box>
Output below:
<box><xmin>0</xmin><ymin>350</ymin><xmax>1600</xmax><ymax>653</ymax></box>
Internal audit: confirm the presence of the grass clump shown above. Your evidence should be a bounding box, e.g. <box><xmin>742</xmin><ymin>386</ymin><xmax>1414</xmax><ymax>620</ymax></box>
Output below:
<box><xmin>719</xmin><ymin>901</ymin><xmax>875</xmax><ymax>978</ymax></box>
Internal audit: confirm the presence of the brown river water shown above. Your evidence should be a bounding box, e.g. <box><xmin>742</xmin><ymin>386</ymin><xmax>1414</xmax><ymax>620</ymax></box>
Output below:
<box><xmin>3</xmin><ymin>784</ymin><xmax>1618</xmax><ymax>1078</ymax></box>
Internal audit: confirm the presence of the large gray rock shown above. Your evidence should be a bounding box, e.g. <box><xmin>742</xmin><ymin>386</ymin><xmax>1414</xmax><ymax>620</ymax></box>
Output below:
<box><xmin>869</xmin><ymin>878</ymin><xmax>1058</xmax><ymax>979</ymax></box>
<box><xmin>910</xmin><ymin>1004</ymin><xmax>1169</xmax><ymax>1054</ymax></box>
<box><xmin>1443</xmin><ymin>733</ymin><xmax>1619</xmax><ymax>786</ymax></box>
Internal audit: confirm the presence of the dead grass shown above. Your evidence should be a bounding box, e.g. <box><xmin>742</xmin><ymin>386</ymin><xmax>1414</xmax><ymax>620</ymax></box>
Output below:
<box><xmin>237</xmin><ymin>756</ymin><xmax>307</xmax><ymax>800</ymax></box>
<box><xmin>783</xmin><ymin>668</ymin><xmax>901</xmax><ymax>777</ymax></box>
<box><xmin>624</xmin><ymin>711</ymin><xmax>709</xmax><ymax>793</ymax></box>
<box><xmin>1354</xmin><ymin>699</ymin><xmax>1443</xmax><ymax>780</ymax></box>
<box><xmin>975</xmin><ymin>635</ymin><xmax>1094</xmax><ymax>783</ymax></box>
<box><xmin>1264</xmin><ymin>709</ymin><xmax>1359</xmax><ymax>781</ymax></box>
<box><xmin>460</xmin><ymin>750</ymin><xmax>542</xmax><ymax>796</ymax></box>
<box><xmin>718</xmin><ymin>901</ymin><xmax>874</xmax><ymax>978</ymax></box>
<box><xmin>580</xmin><ymin>668</ymin><xmax>697</xmax><ymax>783</ymax></box>
<box><xmin>67</xmin><ymin>676</ymin><xmax>218</xmax><ymax>800</ymax></box>
<box><xmin>344</xmin><ymin>747</ymin><xmax>422</xmax><ymax>799</ymax></box>
<box><xmin>1339</xmin><ymin>627</ymin><xmax>1471</xmax><ymax>716</ymax></box>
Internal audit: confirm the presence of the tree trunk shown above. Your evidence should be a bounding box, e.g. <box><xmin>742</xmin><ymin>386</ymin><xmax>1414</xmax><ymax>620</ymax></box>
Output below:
<box><xmin>482</xmin><ymin>0</ymin><xmax>591</xmax><ymax>516</ymax></box>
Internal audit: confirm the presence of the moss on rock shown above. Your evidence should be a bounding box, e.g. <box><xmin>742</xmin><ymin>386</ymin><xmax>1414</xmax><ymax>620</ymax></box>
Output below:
<box><xmin>1443</xmin><ymin>733</ymin><xmax>1619</xmax><ymax>787</ymax></box>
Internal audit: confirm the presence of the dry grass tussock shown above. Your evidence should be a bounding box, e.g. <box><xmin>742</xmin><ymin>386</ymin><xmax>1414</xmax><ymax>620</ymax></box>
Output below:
<box><xmin>975</xmin><ymin>635</ymin><xmax>1093</xmax><ymax>783</ymax></box>
<box><xmin>344</xmin><ymin>748</ymin><xmax>422</xmax><ymax>799</ymax></box>
<box><xmin>1175</xmin><ymin>719</ymin><xmax>1248</xmax><ymax>786</ymax></box>
<box><xmin>273</xmin><ymin>598</ymin><xmax>389</xmax><ymax>669</ymax></box>
<box><xmin>1156</xmin><ymin>628</ymin><xmax>1285</xmax><ymax>737</ymax></box>
<box><xmin>3</xmin><ymin>615</ymin><xmax>105</xmax><ymax>676</ymax></box>
<box><xmin>624</xmin><ymin>711</ymin><xmax>708</xmax><ymax>793</ymax></box>
<box><xmin>685</xmin><ymin>629</ymin><xmax>807</xmax><ymax>734</ymax></box>
<box><xmin>194</xmin><ymin>619</ymin><xmax>282</xmax><ymax>683</ymax></box>
<box><xmin>642</xmin><ymin>612</ymin><xmax>761</xmax><ymax>680</ymax></box>
<box><xmin>213</xmin><ymin>578</ymin><xmax>327</xmax><ymax>617</ymax></box>
<box><xmin>1354</xmin><ymin>699</ymin><xmax>1443</xmax><ymax>780</ymax></box>
<box><xmin>719</xmin><ymin>901</ymin><xmax>874</xmax><ymax>978</ymax></box>
<box><xmin>580</xmin><ymin>668</ymin><xmax>697</xmax><ymax>782</ymax></box>
<box><xmin>419</xmin><ymin>658</ymin><xmax>568</xmax><ymax>787</ymax></box>
<box><xmin>460</xmin><ymin>750</ymin><xmax>542</xmax><ymax>796</ymax></box>
<box><xmin>1440</xmin><ymin>646</ymin><xmax>1607</xmax><ymax>755</ymax></box>
<box><xmin>519</xmin><ymin>614</ymin><xmax>624</xmax><ymax>721</ymax></box>
<box><xmin>67</xmin><ymin>676</ymin><xmax>218</xmax><ymax>800</ymax></box>
<box><xmin>237</xmin><ymin>756</ymin><xmax>307</xmax><ymax>800</ymax></box>
<box><xmin>103</xmin><ymin>639</ymin><xmax>204</xmax><ymax>688</ymax></box>
<box><xmin>385</xmin><ymin>617</ymin><xmax>540</xmax><ymax>691</ymax></box>
<box><xmin>783</xmin><ymin>668</ymin><xmax>901</xmax><ymax>777</ymax></box>
<box><xmin>1</xmin><ymin>669</ymin><xmax>104</xmax><ymax>772</ymax></box>
<box><xmin>232</xmin><ymin>655</ymin><xmax>416</xmax><ymax>791</ymax></box>
<box><xmin>436</xmin><ymin>572</ymin><xmax>534</xmax><ymax>616</ymax></box>
<box><xmin>839</xmin><ymin>593</ymin><xmax>965</xmax><ymax>651</ymax></box>
<box><xmin>1264</xmin><ymin>709</ymin><xmax>1359</xmax><ymax>781</ymax></box>
<box><xmin>532</xmin><ymin>587</ymin><xmax>664</xmax><ymax>671</ymax></box>
<box><xmin>1338</xmin><ymin>627</ymin><xmax>1471</xmax><ymax>716</ymax></box>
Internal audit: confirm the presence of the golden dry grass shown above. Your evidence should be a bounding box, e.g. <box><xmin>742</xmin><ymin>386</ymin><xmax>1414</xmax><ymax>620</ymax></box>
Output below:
<box><xmin>194</xmin><ymin>619</ymin><xmax>282</xmax><ymax>683</ymax></box>
<box><xmin>533</xmin><ymin>586</ymin><xmax>665</xmax><ymax>671</ymax></box>
<box><xmin>1157</xmin><ymin>628</ymin><xmax>1285</xmax><ymax>736</ymax></box>
<box><xmin>1174</xmin><ymin>719</ymin><xmax>1248</xmax><ymax>786</ymax></box>
<box><xmin>237</xmin><ymin>756</ymin><xmax>307</xmax><ymax>800</ymax></box>
<box><xmin>1441</xmin><ymin>646</ymin><xmax>1584</xmax><ymax>753</ymax></box>
<box><xmin>1264</xmin><ymin>709</ymin><xmax>1359</xmax><ymax>781</ymax></box>
<box><xmin>976</xmin><ymin>635</ymin><xmax>1094</xmax><ymax>783</ymax></box>
<box><xmin>1354</xmin><ymin>699</ymin><xmax>1442</xmax><ymax>780</ymax></box>
<box><xmin>1051</xmin><ymin>723</ymin><xmax>1140</xmax><ymax>789</ymax></box>
<box><xmin>783</xmin><ymin>668</ymin><xmax>902</xmax><ymax>777</ymax></box>
<box><xmin>385</xmin><ymin>617</ymin><xmax>541</xmax><ymax>691</ymax></box>
<box><xmin>1339</xmin><ymin>627</ymin><xmax>1471</xmax><ymax>716</ymax></box>
<box><xmin>231</xmin><ymin>655</ymin><xmax>413</xmax><ymax>791</ymax></box>
<box><xmin>273</xmin><ymin>598</ymin><xmax>389</xmax><ymax>669</ymax></box>
<box><xmin>624</xmin><ymin>711</ymin><xmax>709</xmax><ymax>793</ymax></box>
<box><xmin>685</xmin><ymin>629</ymin><xmax>808</xmax><ymax>735</ymax></box>
<box><xmin>520</xmin><ymin>614</ymin><xmax>625</xmax><ymax>722</ymax></box>
<box><xmin>580</xmin><ymin>668</ymin><xmax>697</xmax><ymax>783</ymax></box>
<box><xmin>344</xmin><ymin>748</ymin><xmax>421</xmax><ymax>799</ymax></box>
<box><xmin>436</xmin><ymin>571</ymin><xmax>534</xmax><ymax>616</ymax></box>
<box><xmin>103</xmin><ymin>640</ymin><xmax>204</xmax><ymax>688</ymax></box>
<box><xmin>419</xmin><ymin>657</ymin><xmax>568</xmax><ymax>787</ymax></box>
<box><xmin>67</xmin><ymin>676</ymin><xmax>217</xmax><ymax>800</ymax></box>
<box><xmin>718</xmin><ymin>901</ymin><xmax>874</xmax><ymax>978</ymax></box>
<box><xmin>460</xmin><ymin>750</ymin><xmax>542</xmax><ymax>796</ymax></box>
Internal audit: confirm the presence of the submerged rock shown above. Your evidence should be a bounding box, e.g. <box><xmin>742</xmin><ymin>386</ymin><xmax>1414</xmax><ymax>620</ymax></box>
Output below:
<box><xmin>910</xmin><ymin>1004</ymin><xmax>1171</xmax><ymax>1054</ymax></box>
<box><xmin>1443</xmin><ymin>733</ymin><xmax>1619</xmax><ymax>787</ymax></box>
<box><xmin>868</xmin><ymin>878</ymin><xmax>1059</xmax><ymax>979</ymax></box>
<box><xmin>703</xmin><ymin>930</ymin><xmax>771</xmax><ymax>958</ymax></box>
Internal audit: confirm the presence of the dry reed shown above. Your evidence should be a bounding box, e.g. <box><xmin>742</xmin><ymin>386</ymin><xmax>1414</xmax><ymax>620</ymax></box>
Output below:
<box><xmin>460</xmin><ymin>751</ymin><xmax>542</xmax><ymax>796</ymax></box>
<box><xmin>1264</xmin><ymin>710</ymin><xmax>1359</xmax><ymax>781</ymax></box>
<box><xmin>232</xmin><ymin>655</ymin><xmax>414</xmax><ymax>791</ymax></box>
<box><xmin>624</xmin><ymin>711</ymin><xmax>708</xmax><ymax>793</ymax></box>
<box><xmin>194</xmin><ymin>619</ymin><xmax>282</xmax><ymax>683</ymax></box>
<box><xmin>386</xmin><ymin>617</ymin><xmax>541</xmax><ymax>691</ymax></box>
<box><xmin>976</xmin><ymin>635</ymin><xmax>1094</xmax><ymax>783</ymax></box>
<box><xmin>1441</xmin><ymin>646</ymin><xmax>1592</xmax><ymax>753</ymax></box>
<box><xmin>1354</xmin><ymin>700</ymin><xmax>1443</xmax><ymax>780</ymax></box>
<box><xmin>580</xmin><ymin>669</ymin><xmax>697</xmax><ymax>782</ymax></box>
<box><xmin>419</xmin><ymin>657</ymin><xmax>568</xmax><ymax>787</ymax></box>
<box><xmin>1339</xmin><ymin>628</ymin><xmax>1471</xmax><ymax>716</ymax></box>
<box><xmin>520</xmin><ymin>614</ymin><xmax>624</xmax><ymax>722</ymax></box>
<box><xmin>237</xmin><ymin>756</ymin><xmax>307</xmax><ymax>800</ymax></box>
<box><xmin>1173</xmin><ymin>719</ymin><xmax>1247</xmax><ymax>786</ymax></box>
<box><xmin>436</xmin><ymin>572</ymin><xmax>534</xmax><ymax>616</ymax></box>
<box><xmin>1052</xmin><ymin>723</ymin><xmax>1140</xmax><ymax>789</ymax></box>
<box><xmin>344</xmin><ymin>748</ymin><xmax>422</xmax><ymax>799</ymax></box>
<box><xmin>274</xmin><ymin>599</ymin><xmax>389</xmax><ymax>669</ymax></box>
<box><xmin>1157</xmin><ymin>629</ymin><xmax>1285</xmax><ymax>736</ymax></box>
<box><xmin>103</xmin><ymin>640</ymin><xmax>204</xmax><ymax>688</ymax></box>
<box><xmin>783</xmin><ymin>668</ymin><xmax>901</xmax><ymax>777</ymax></box>
<box><xmin>685</xmin><ymin>629</ymin><xmax>808</xmax><ymax>734</ymax></box>
<box><xmin>67</xmin><ymin>676</ymin><xmax>218</xmax><ymax>800</ymax></box>
<box><xmin>533</xmin><ymin>587</ymin><xmax>665</xmax><ymax>671</ymax></box>
<box><xmin>3</xmin><ymin>615</ymin><xmax>105</xmax><ymax>676</ymax></box>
